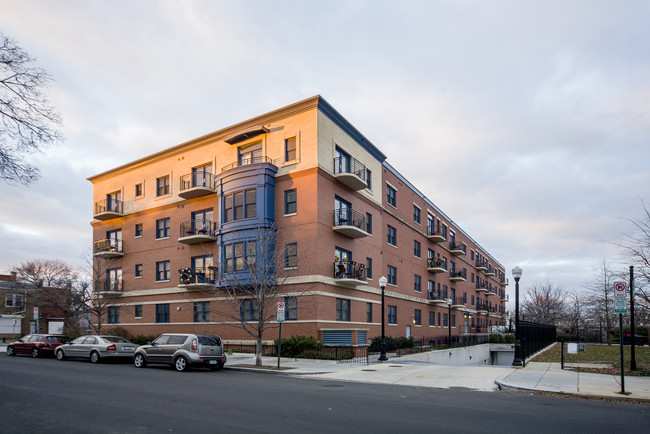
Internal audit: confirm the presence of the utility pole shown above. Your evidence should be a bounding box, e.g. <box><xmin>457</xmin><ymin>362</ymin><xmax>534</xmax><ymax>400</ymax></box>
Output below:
<box><xmin>630</xmin><ymin>266</ymin><xmax>636</xmax><ymax>371</ymax></box>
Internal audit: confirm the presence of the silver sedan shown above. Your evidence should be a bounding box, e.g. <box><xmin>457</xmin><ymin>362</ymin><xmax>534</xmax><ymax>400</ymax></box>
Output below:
<box><xmin>55</xmin><ymin>335</ymin><xmax>137</xmax><ymax>363</ymax></box>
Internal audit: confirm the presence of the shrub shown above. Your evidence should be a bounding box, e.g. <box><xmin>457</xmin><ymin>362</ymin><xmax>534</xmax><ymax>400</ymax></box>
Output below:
<box><xmin>489</xmin><ymin>334</ymin><xmax>503</xmax><ymax>343</ymax></box>
<box><xmin>503</xmin><ymin>334</ymin><xmax>515</xmax><ymax>344</ymax></box>
<box><xmin>129</xmin><ymin>335</ymin><xmax>159</xmax><ymax>345</ymax></box>
<box><xmin>369</xmin><ymin>336</ymin><xmax>415</xmax><ymax>352</ymax></box>
<box><xmin>103</xmin><ymin>326</ymin><xmax>130</xmax><ymax>338</ymax></box>
<box><xmin>275</xmin><ymin>335</ymin><xmax>323</xmax><ymax>358</ymax></box>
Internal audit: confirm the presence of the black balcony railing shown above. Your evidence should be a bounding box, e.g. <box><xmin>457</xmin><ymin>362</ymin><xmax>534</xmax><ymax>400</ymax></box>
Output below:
<box><xmin>179</xmin><ymin>219</ymin><xmax>216</xmax><ymax>237</ymax></box>
<box><xmin>333</xmin><ymin>156</ymin><xmax>366</xmax><ymax>182</ymax></box>
<box><xmin>427</xmin><ymin>257</ymin><xmax>447</xmax><ymax>270</ymax></box>
<box><xmin>221</xmin><ymin>156</ymin><xmax>273</xmax><ymax>173</ymax></box>
<box><xmin>179</xmin><ymin>266</ymin><xmax>217</xmax><ymax>285</ymax></box>
<box><xmin>449</xmin><ymin>242</ymin><xmax>466</xmax><ymax>254</ymax></box>
<box><xmin>179</xmin><ymin>172</ymin><xmax>216</xmax><ymax>191</ymax></box>
<box><xmin>333</xmin><ymin>261</ymin><xmax>366</xmax><ymax>281</ymax></box>
<box><xmin>93</xmin><ymin>238</ymin><xmax>122</xmax><ymax>254</ymax></box>
<box><xmin>94</xmin><ymin>199</ymin><xmax>122</xmax><ymax>215</ymax></box>
<box><xmin>475</xmin><ymin>258</ymin><xmax>488</xmax><ymax>268</ymax></box>
<box><xmin>453</xmin><ymin>296</ymin><xmax>467</xmax><ymax>306</ymax></box>
<box><xmin>450</xmin><ymin>269</ymin><xmax>466</xmax><ymax>279</ymax></box>
<box><xmin>332</xmin><ymin>208</ymin><xmax>366</xmax><ymax>229</ymax></box>
<box><xmin>428</xmin><ymin>291</ymin><xmax>445</xmax><ymax>302</ymax></box>
<box><xmin>95</xmin><ymin>279</ymin><xmax>123</xmax><ymax>293</ymax></box>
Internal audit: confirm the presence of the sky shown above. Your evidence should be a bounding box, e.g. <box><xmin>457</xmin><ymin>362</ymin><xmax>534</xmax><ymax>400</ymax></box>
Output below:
<box><xmin>1</xmin><ymin>0</ymin><xmax>649</xmax><ymax>300</ymax></box>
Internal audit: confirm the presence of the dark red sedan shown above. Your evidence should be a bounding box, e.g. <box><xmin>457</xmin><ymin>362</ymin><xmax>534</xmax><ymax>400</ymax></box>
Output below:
<box><xmin>6</xmin><ymin>334</ymin><xmax>71</xmax><ymax>358</ymax></box>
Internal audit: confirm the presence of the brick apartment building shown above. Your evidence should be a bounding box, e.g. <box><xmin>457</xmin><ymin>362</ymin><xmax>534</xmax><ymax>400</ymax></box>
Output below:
<box><xmin>88</xmin><ymin>95</ymin><xmax>508</xmax><ymax>345</ymax></box>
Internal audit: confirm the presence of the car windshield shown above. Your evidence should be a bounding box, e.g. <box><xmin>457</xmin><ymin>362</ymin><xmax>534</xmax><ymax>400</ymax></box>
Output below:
<box><xmin>102</xmin><ymin>336</ymin><xmax>130</xmax><ymax>343</ymax></box>
<box><xmin>47</xmin><ymin>336</ymin><xmax>68</xmax><ymax>343</ymax></box>
<box><xmin>198</xmin><ymin>335</ymin><xmax>221</xmax><ymax>346</ymax></box>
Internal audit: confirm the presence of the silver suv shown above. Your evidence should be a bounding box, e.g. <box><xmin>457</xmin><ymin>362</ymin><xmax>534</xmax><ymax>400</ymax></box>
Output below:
<box><xmin>133</xmin><ymin>333</ymin><xmax>226</xmax><ymax>372</ymax></box>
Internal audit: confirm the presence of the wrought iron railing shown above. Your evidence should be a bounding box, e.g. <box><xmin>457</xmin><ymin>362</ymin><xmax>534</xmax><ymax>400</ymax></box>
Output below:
<box><xmin>332</xmin><ymin>208</ymin><xmax>366</xmax><ymax>229</ymax></box>
<box><xmin>95</xmin><ymin>279</ymin><xmax>123</xmax><ymax>293</ymax></box>
<box><xmin>179</xmin><ymin>266</ymin><xmax>217</xmax><ymax>285</ymax></box>
<box><xmin>93</xmin><ymin>238</ymin><xmax>123</xmax><ymax>254</ymax></box>
<box><xmin>221</xmin><ymin>156</ymin><xmax>273</xmax><ymax>173</ymax></box>
<box><xmin>427</xmin><ymin>257</ymin><xmax>447</xmax><ymax>269</ymax></box>
<box><xmin>333</xmin><ymin>260</ymin><xmax>366</xmax><ymax>281</ymax></box>
<box><xmin>333</xmin><ymin>156</ymin><xmax>366</xmax><ymax>182</ymax></box>
<box><xmin>449</xmin><ymin>242</ymin><xmax>466</xmax><ymax>254</ymax></box>
<box><xmin>179</xmin><ymin>172</ymin><xmax>216</xmax><ymax>191</ymax></box>
<box><xmin>179</xmin><ymin>219</ymin><xmax>216</xmax><ymax>237</ymax></box>
<box><xmin>450</xmin><ymin>269</ymin><xmax>466</xmax><ymax>279</ymax></box>
<box><xmin>94</xmin><ymin>199</ymin><xmax>122</xmax><ymax>215</ymax></box>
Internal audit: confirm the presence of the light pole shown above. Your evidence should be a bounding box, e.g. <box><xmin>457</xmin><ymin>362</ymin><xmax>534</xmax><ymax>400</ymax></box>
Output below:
<box><xmin>447</xmin><ymin>298</ymin><xmax>453</xmax><ymax>347</ymax></box>
<box><xmin>512</xmin><ymin>266</ymin><xmax>523</xmax><ymax>367</ymax></box>
<box><xmin>378</xmin><ymin>276</ymin><xmax>388</xmax><ymax>362</ymax></box>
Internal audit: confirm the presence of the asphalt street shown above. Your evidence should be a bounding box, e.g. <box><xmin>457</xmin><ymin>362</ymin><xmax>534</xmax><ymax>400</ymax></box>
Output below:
<box><xmin>0</xmin><ymin>355</ymin><xmax>647</xmax><ymax>433</ymax></box>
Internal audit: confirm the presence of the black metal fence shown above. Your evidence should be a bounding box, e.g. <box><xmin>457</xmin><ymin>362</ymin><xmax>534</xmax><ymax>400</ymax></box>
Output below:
<box><xmin>519</xmin><ymin>320</ymin><xmax>557</xmax><ymax>363</ymax></box>
<box><xmin>223</xmin><ymin>342</ymin><xmax>369</xmax><ymax>364</ymax></box>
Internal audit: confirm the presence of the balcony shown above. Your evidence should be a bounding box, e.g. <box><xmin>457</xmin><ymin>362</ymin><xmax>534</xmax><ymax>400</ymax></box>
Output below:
<box><xmin>427</xmin><ymin>257</ymin><xmax>447</xmax><ymax>273</ymax></box>
<box><xmin>333</xmin><ymin>261</ymin><xmax>367</xmax><ymax>287</ymax></box>
<box><xmin>427</xmin><ymin>291</ymin><xmax>448</xmax><ymax>306</ymax></box>
<box><xmin>178</xmin><ymin>220</ymin><xmax>217</xmax><ymax>244</ymax></box>
<box><xmin>485</xmin><ymin>287</ymin><xmax>497</xmax><ymax>297</ymax></box>
<box><xmin>178</xmin><ymin>266</ymin><xmax>217</xmax><ymax>290</ymax></box>
<box><xmin>451</xmin><ymin>297</ymin><xmax>466</xmax><ymax>309</ymax></box>
<box><xmin>93</xmin><ymin>238</ymin><xmax>123</xmax><ymax>259</ymax></box>
<box><xmin>94</xmin><ymin>199</ymin><xmax>124</xmax><ymax>220</ymax></box>
<box><xmin>476</xmin><ymin>283</ymin><xmax>487</xmax><ymax>293</ymax></box>
<box><xmin>449</xmin><ymin>242</ymin><xmax>466</xmax><ymax>256</ymax></box>
<box><xmin>484</xmin><ymin>267</ymin><xmax>496</xmax><ymax>277</ymax></box>
<box><xmin>450</xmin><ymin>270</ymin><xmax>466</xmax><ymax>282</ymax></box>
<box><xmin>333</xmin><ymin>156</ymin><xmax>367</xmax><ymax>191</ymax></box>
<box><xmin>221</xmin><ymin>156</ymin><xmax>273</xmax><ymax>173</ymax></box>
<box><xmin>94</xmin><ymin>279</ymin><xmax>123</xmax><ymax>296</ymax></box>
<box><xmin>427</xmin><ymin>231</ymin><xmax>446</xmax><ymax>243</ymax></box>
<box><xmin>501</xmin><ymin>294</ymin><xmax>509</xmax><ymax>302</ymax></box>
<box><xmin>178</xmin><ymin>172</ymin><xmax>216</xmax><ymax>199</ymax></box>
<box><xmin>332</xmin><ymin>209</ymin><xmax>369</xmax><ymax>239</ymax></box>
<box><xmin>474</xmin><ymin>259</ymin><xmax>486</xmax><ymax>271</ymax></box>
<box><xmin>476</xmin><ymin>303</ymin><xmax>488</xmax><ymax>314</ymax></box>
<box><xmin>501</xmin><ymin>278</ymin><xmax>509</xmax><ymax>286</ymax></box>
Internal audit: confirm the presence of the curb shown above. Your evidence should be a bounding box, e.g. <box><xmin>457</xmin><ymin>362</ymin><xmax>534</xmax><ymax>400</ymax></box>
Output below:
<box><xmin>495</xmin><ymin>380</ymin><xmax>650</xmax><ymax>404</ymax></box>
<box><xmin>224</xmin><ymin>366</ymin><xmax>336</xmax><ymax>376</ymax></box>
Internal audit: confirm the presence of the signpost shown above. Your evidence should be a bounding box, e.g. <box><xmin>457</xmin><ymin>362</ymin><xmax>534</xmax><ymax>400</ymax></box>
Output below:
<box><xmin>613</xmin><ymin>281</ymin><xmax>627</xmax><ymax>394</ymax></box>
<box><xmin>277</xmin><ymin>302</ymin><xmax>285</xmax><ymax>369</ymax></box>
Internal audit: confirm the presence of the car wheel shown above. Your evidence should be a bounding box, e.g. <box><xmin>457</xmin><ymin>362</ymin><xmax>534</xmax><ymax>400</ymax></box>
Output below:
<box><xmin>134</xmin><ymin>353</ymin><xmax>147</xmax><ymax>368</ymax></box>
<box><xmin>32</xmin><ymin>348</ymin><xmax>40</xmax><ymax>358</ymax></box>
<box><xmin>7</xmin><ymin>346</ymin><xmax>14</xmax><ymax>356</ymax></box>
<box><xmin>90</xmin><ymin>351</ymin><xmax>100</xmax><ymax>364</ymax></box>
<box><xmin>174</xmin><ymin>356</ymin><xmax>189</xmax><ymax>372</ymax></box>
<box><xmin>56</xmin><ymin>349</ymin><xmax>65</xmax><ymax>360</ymax></box>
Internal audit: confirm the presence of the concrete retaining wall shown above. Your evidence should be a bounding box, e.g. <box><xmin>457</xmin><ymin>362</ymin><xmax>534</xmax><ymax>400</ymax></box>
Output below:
<box><xmin>400</xmin><ymin>344</ymin><xmax>515</xmax><ymax>366</ymax></box>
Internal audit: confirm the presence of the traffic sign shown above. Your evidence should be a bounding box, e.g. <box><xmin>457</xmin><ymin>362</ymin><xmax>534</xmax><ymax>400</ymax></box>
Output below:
<box><xmin>614</xmin><ymin>281</ymin><xmax>627</xmax><ymax>298</ymax></box>
<box><xmin>277</xmin><ymin>302</ymin><xmax>285</xmax><ymax>323</ymax></box>
<box><xmin>615</xmin><ymin>298</ymin><xmax>627</xmax><ymax>314</ymax></box>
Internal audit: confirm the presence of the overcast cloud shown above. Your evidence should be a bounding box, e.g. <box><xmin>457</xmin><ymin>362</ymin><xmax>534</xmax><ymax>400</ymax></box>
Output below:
<box><xmin>1</xmin><ymin>0</ymin><xmax>648</xmax><ymax>298</ymax></box>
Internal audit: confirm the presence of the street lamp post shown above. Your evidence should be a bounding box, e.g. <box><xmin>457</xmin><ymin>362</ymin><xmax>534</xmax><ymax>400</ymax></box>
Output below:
<box><xmin>512</xmin><ymin>266</ymin><xmax>523</xmax><ymax>367</ymax></box>
<box><xmin>378</xmin><ymin>276</ymin><xmax>388</xmax><ymax>362</ymax></box>
<box><xmin>447</xmin><ymin>298</ymin><xmax>453</xmax><ymax>347</ymax></box>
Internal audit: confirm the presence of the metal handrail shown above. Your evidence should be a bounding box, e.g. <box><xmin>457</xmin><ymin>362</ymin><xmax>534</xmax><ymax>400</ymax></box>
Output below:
<box><xmin>333</xmin><ymin>156</ymin><xmax>366</xmax><ymax>181</ymax></box>
<box><xmin>449</xmin><ymin>242</ymin><xmax>466</xmax><ymax>253</ymax></box>
<box><xmin>179</xmin><ymin>220</ymin><xmax>216</xmax><ymax>238</ymax></box>
<box><xmin>427</xmin><ymin>257</ymin><xmax>446</xmax><ymax>269</ymax></box>
<box><xmin>450</xmin><ymin>269</ymin><xmax>466</xmax><ymax>279</ymax></box>
<box><xmin>93</xmin><ymin>238</ymin><xmax>122</xmax><ymax>254</ymax></box>
<box><xmin>179</xmin><ymin>172</ymin><xmax>216</xmax><ymax>191</ymax></box>
<box><xmin>94</xmin><ymin>199</ymin><xmax>122</xmax><ymax>215</ymax></box>
<box><xmin>95</xmin><ymin>279</ymin><xmax>123</xmax><ymax>293</ymax></box>
<box><xmin>332</xmin><ymin>208</ymin><xmax>366</xmax><ymax>229</ymax></box>
<box><xmin>221</xmin><ymin>156</ymin><xmax>273</xmax><ymax>173</ymax></box>
<box><xmin>179</xmin><ymin>266</ymin><xmax>217</xmax><ymax>285</ymax></box>
<box><xmin>333</xmin><ymin>260</ymin><xmax>366</xmax><ymax>281</ymax></box>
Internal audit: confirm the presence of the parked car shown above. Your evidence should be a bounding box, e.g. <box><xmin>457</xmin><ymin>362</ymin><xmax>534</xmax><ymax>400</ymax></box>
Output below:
<box><xmin>133</xmin><ymin>333</ymin><xmax>226</xmax><ymax>372</ymax></box>
<box><xmin>55</xmin><ymin>335</ymin><xmax>137</xmax><ymax>363</ymax></box>
<box><xmin>6</xmin><ymin>334</ymin><xmax>71</xmax><ymax>358</ymax></box>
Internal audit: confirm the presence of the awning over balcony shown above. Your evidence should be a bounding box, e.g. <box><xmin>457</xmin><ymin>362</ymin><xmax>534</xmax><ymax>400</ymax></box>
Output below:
<box><xmin>223</xmin><ymin>126</ymin><xmax>269</xmax><ymax>145</ymax></box>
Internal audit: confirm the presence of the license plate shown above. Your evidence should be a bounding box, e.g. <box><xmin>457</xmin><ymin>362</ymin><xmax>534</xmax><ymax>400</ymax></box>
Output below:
<box><xmin>208</xmin><ymin>360</ymin><xmax>217</xmax><ymax>364</ymax></box>
<box><xmin>123</xmin><ymin>346</ymin><xmax>132</xmax><ymax>350</ymax></box>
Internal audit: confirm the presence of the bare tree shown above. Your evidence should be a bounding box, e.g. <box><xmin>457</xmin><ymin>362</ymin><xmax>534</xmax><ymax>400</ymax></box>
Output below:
<box><xmin>13</xmin><ymin>259</ymin><xmax>87</xmax><ymax>334</ymax></box>
<box><xmin>520</xmin><ymin>281</ymin><xmax>567</xmax><ymax>325</ymax></box>
<box><xmin>0</xmin><ymin>33</ymin><xmax>62</xmax><ymax>185</ymax></box>
<box><xmin>564</xmin><ymin>291</ymin><xmax>586</xmax><ymax>337</ymax></box>
<box><xmin>83</xmin><ymin>250</ymin><xmax>116</xmax><ymax>335</ymax></box>
<box><xmin>584</xmin><ymin>259</ymin><xmax>617</xmax><ymax>344</ymax></box>
<box><xmin>202</xmin><ymin>224</ymin><xmax>313</xmax><ymax>366</ymax></box>
<box><xmin>618</xmin><ymin>201</ymin><xmax>650</xmax><ymax>304</ymax></box>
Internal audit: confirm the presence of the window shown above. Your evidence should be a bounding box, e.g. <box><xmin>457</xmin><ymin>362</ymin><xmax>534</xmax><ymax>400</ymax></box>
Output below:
<box><xmin>334</xmin><ymin>196</ymin><xmax>351</xmax><ymax>226</ymax></box>
<box><xmin>156</xmin><ymin>175</ymin><xmax>169</xmax><ymax>196</ymax></box>
<box><xmin>284</xmin><ymin>189</ymin><xmax>297</xmax><ymax>215</ymax></box>
<box><xmin>108</xmin><ymin>307</ymin><xmax>119</xmax><ymax>324</ymax></box>
<box><xmin>285</xmin><ymin>242</ymin><xmax>297</xmax><ymax>268</ymax></box>
<box><xmin>135</xmin><ymin>264</ymin><xmax>143</xmax><ymax>278</ymax></box>
<box><xmin>387</xmin><ymin>265</ymin><xmax>397</xmax><ymax>285</ymax></box>
<box><xmin>366</xmin><ymin>213</ymin><xmax>372</xmax><ymax>234</ymax></box>
<box><xmin>223</xmin><ymin>241</ymin><xmax>256</xmax><ymax>273</ymax></box>
<box><xmin>135</xmin><ymin>223</ymin><xmax>143</xmax><ymax>237</ymax></box>
<box><xmin>285</xmin><ymin>296</ymin><xmax>297</xmax><ymax>321</ymax></box>
<box><xmin>135</xmin><ymin>183</ymin><xmax>143</xmax><ymax>197</ymax></box>
<box><xmin>413</xmin><ymin>205</ymin><xmax>421</xmax><ymax>224</ymax></box>
<box><xmin>451</xmin><ymin>314</ymin><xmax>456</xmax><ymax>327</ymax></box>
<box><xmin>156</xmin><ymin>218</ymin><xmax>170</xmax><ymax>239</ymax></box>
<box><xmin>388</xmin><ymin>305</ymin><xmax>397</xmax><ymax>324</ymax></box>
<box><xmin>106</xmin><ymin>268</ymin><xmax>122</xmax><ymax>291</ymax></box>
<box><xmin>427</xmin><ymin>213</ymin><xmax>435</xmax><ymax>236</ymax></box>
<box><xmin>387</xmin><ymin>225</ymin><xmax>396</xmax><ymax>246</ymax></box>
<box><xmin>387</xmin><ymin>184</ymin><xmax>396</xmax><ymax>207</ymax></box>
<box><xmin>5</xmin><ymin>294</ymin><xmax>24</xmax><ymax>307</ymax></box>
<box><xmin>336</xmin><ymin>298</ymin><xmax>350</xmax><ymax>321</ymax></box>
<box><xmin>438</xmin><ymin>312</ymin><xmax>441</xmax><ymax>326</ymax></box>
<box><xmin>366</xmin><ymin>169</ymin><xmax>372</xmax><ymax>190</ymax></box>
<box><xmin>224</xmin><ymin>189</ymin><xmax>256</xmax><ymax>222</ymax></box>
<box><xmin>285</xmin><ymin>137</ymin><xmax>297</xmax><ymax>161</ymax></box>
<box><xmin>135</xmin><ymin>305</ymin><xmax>142</xmax><ymax>318</ymax></box>
<box><xmin>414</xmin><ymin>240</ymin><xmax>421</xmax><ymax>258</ymax></box>
<box><xmin>156</xmin><ymin>261</ymin><xmax>170</xmax><ymax>282</ymax></box>
<box><xmin>442</xmin><ymin>223</ymin><xmax>448</xmax><ymax>239</ymax></box>
<box><xmin>366</xmin><ymin>257</ymin><xmax>373</xmax><ymax>279</ymax></box>
<box><xmin>156</xmin><ymin>303</ymin><xmax>170</xmax><ymax>323</ymax></box>
<box><xmin>414</xmin><ymin>274</ymin><xmax>421</xmax><ymax>293</ymax></box>
<box><xmin>414</xmin><ymin>309</ymin><xmax>421</xmax><ymax>326</ymax></box>
<box><xmin>241</xmin><ymin>299</ymin><xmax>256</xmax><ymax>321</ymax></box>
<box><xmin>429</xmin><ymin>311</ymin><xmax>435</xmax><ymax>327</ymax></box>
<box><xmin>443</xmin><ymin>313</ymin><xmax>448</xmax><ymax>327</ymax></box>
<box><xmin>194</xmin><ymin>302</ymin><xmax>210</xmax><ymax>322</ymax></box>
<box><xmin>366</xmin><ymin>302</ymin><xmax>373</xmax><ymax>323</ymax></box>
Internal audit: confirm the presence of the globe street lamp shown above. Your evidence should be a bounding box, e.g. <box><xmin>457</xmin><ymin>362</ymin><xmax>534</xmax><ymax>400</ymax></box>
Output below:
<box><xmin>512</xmin><ymin>266</ymin><xmax>523</xmax><ymax>367</ymax></box>
<box><xmin>447</xmin><ymin>298</ymin><xmax>453</xmax><ymax>347</ymax></box>
<box><xmin>378</xmin><ymin>276</ymin><xmax>388</xmax><ymax>362</ymax></box>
